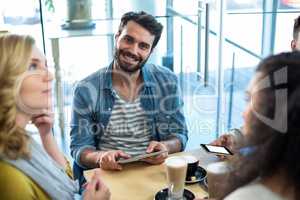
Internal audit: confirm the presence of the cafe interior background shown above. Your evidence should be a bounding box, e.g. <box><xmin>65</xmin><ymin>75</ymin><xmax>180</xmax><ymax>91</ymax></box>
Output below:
<box><xmin>1</xmin><ymin>0</ymin><xmax>299</xmax><ymax>160</ymax></box>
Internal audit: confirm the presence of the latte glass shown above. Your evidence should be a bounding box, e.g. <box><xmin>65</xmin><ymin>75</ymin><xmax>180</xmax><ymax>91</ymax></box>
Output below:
<box><xmin>165</xmin><ymin>156</ymin><xmax>188</xmax><ymax>199</ymax></box>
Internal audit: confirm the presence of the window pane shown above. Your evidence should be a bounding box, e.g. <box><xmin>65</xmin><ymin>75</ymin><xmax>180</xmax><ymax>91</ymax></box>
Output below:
<box><xmin>275</xmin><ymin>1</ymin><xmax>300</xmax><ymax>53</ymax></box>
<box><xmin>0</xmin><ymin>0</ymin><xmax>44</xmax><ymax>49</ymax></box>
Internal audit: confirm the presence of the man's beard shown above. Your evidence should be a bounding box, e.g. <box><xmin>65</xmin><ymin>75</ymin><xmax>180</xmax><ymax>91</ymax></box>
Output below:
<box><xmin>114</xmin><ymin>48</ymin><xmax>149</xmax><ymax>73</ymax></box>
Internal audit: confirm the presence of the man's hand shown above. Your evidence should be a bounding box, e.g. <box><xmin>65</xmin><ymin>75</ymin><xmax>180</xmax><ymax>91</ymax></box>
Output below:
<box><xmin>142</xmin><ymin>141</ymin><xmax>168</xmax><ymax>165</ymax></box>
<box><xmin>99</xmin><ymin>150</ymin><xmax>131</xmax><ymax>170</ymax></box>
<box><xmin>83</xmin><ymin>170</ymin><xmax>111</xmax><ymax>200</ymax></box>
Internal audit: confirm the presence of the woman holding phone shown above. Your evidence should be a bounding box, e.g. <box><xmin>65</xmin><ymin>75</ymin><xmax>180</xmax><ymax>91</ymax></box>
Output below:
<box><xmin>197</xmin><ymin>52</ymin><xmax>300</xmax><ymax>200</ymax></box>
<box><xmin>0</xmin><ymin>34</ymin><xmax>110</xmax><ymax>200</ymax></box>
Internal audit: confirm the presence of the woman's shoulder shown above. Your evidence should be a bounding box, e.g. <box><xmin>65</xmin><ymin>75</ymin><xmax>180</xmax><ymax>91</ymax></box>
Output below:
<box><xmin>0</xmin><ymin>160</ymin><xmax>50</xmax><ymax>200</ymax></box>
<box><xmin>0</xmin><ymin>160</ymin><xmax>29</xmax><ymax>182</ymax></box>
<box><xmin>224</xmin><ymin>183</ymin><xmax>285</xmax><ymax>200</ymax></box>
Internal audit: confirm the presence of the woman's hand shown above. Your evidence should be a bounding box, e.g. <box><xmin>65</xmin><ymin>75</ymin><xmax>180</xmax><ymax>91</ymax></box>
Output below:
<box><xmin>210</xmin><ymin>134</ymin><xmax>236</xmax><ymax>152</ymax></box>
<box><xmin>84</xmin><ymin>170</ymin><xmax>111</xmax><ymax>200</ymax></box>
<box><xmin>32</xmin><ymin>109</ymin><xmax>67</xmax><ymax>168</ymax></box>
<box><xmin>31</xmin><ymin>109</ymin><xmax>54</xmax><ymax>137</ymax></box>
<box><xmin>210</xmin><ymin>134</ymin><xmax>237</xmax><ymax>160</ymax></box>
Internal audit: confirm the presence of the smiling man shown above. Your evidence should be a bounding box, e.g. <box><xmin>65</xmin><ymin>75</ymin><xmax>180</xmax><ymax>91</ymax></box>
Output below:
<box><xmin>70</xmin><ymin>11</ymin><xmax>188</xmax><ymax>172</ymax></box>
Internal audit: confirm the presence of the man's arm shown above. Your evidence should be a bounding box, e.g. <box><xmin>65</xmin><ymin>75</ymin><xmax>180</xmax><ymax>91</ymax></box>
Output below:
<box><xmin>70</xmin><ymin>84</ymin><xmax>99</xmax><ymax>169</ymax></box>
<box><xmin>79</xmin><ymin>148</ymin><xmax>101</xmax><ymax>169</ymax></box>
<box><xmin>163</xmin><ymin>76</ymin><xmax>189</xmax><ymax>151</ymax></box>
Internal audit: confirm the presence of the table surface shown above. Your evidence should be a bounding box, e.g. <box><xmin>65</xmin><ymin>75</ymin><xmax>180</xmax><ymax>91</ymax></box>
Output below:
<box><xmin>84</xmin><ymin>148</ymin><xmax>219</xmax><ymax>200</ymax></box>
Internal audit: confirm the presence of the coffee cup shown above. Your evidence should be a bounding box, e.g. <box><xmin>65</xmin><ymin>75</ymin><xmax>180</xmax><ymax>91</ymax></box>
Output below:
<box><xmin>165</xmin><ymin>156</ymin><xmax>187</xmax><ymax>199</ymax></box>
<box><xmin>206</xmin><ymin>161</ymin><xmax>231</xmax><ymax>198</ymax></box>
<box><xmin>183</xmin><ymin>155</ymin><xmax>199</xmax><ymax>181</ymax></box>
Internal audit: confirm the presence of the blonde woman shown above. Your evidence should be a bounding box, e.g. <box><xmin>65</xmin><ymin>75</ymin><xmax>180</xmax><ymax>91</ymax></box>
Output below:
<box><xmin>0</xmin><ymin>34</ymin><xmax>110</xmax><ymax>200</ymax></box>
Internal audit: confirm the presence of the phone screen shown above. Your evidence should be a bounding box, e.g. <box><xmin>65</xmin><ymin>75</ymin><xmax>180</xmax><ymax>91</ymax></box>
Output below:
<box><xmin>201</xmin><ymin>144</ymin><xmax>233</xmax><ymax>155</ymax></box>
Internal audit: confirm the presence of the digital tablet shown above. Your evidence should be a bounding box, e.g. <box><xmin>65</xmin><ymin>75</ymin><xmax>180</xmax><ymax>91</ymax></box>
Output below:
<box><xmin>117</xmin><ymin>150</ymin><xmax>168</xmax><ymax>164</ymax></box>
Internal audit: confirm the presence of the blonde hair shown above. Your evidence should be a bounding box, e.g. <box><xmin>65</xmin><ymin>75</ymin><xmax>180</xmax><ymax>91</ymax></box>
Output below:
<box><xmin>0</xmin><ymin>34</ymin><xmax>35</xmax><ymax>159</ymax></box>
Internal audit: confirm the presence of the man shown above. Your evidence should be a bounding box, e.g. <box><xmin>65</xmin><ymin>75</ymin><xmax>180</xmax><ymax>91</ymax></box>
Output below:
<box><xmin>212</xmin><ymin>15</ymin><xmax>300</xmax><ymax>152</ymax></box>
<box><xmin>291</xmin><ymin>15</ymin><xmax>300</xmax><ymax>51</ymax></box>
<box><xmin>70</xmin><ymin>11</ymin><xmax>188</xmax><ymax>171</ymax></box>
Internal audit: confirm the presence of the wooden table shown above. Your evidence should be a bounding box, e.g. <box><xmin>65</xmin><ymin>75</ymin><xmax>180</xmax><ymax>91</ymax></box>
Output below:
<box><xmin>84</xmin><ymin>148</ymin><xmax>219</xmax><ymax>200</ymax></box>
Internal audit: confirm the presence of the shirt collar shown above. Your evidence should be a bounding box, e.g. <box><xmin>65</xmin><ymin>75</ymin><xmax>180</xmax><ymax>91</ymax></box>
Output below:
<box><xmin>100</xmin><ymin>62</ymin><xmax>155</xmax><ymax>90</ymax></box>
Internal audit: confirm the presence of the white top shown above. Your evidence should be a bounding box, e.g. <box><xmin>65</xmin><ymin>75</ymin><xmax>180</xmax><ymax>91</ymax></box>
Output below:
<box><xmin>225</xmin><ymin>183</ymin><xmax>285</xmax><ymax>200</ymax></box>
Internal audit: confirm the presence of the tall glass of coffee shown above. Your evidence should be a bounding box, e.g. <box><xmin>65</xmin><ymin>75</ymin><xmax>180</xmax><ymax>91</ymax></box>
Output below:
<box><xmin>165</xmin><ymin>156</ymin><xmax>188</xmax><ymax>199</ymax></box>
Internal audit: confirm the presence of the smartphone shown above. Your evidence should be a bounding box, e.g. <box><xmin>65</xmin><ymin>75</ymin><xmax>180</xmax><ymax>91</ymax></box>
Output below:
<box><xmin>200</xmin><ymin>144</ymin><xmax>233</xmax><ymax>155</ymax></box>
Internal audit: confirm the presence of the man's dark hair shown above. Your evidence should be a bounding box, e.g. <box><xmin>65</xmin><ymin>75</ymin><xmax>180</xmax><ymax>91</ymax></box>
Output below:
<box><xmin>293</xmin><ymin>16</ymin><xmax>300</xmax><ymax>39</ymax></box>
<box><xmin>117</xmin><ymin>11</ymin><xmax>163</xmax><ymax>50</ymax></box>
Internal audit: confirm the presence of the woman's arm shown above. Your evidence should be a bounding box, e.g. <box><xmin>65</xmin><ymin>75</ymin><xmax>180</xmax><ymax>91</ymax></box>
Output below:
<box><xmin>32</xmin><ymin>110</ymin><xmax>67</xmax><ymax>168</ymax></box>
<box><xmin>39</xmin><ymin>132</ymin><xmax>67</xmax><ymax>168</ymax></box>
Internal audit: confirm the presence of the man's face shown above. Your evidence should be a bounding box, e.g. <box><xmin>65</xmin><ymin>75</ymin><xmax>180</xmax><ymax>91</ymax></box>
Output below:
<box><xmin>114</xmin><ymin>21</ymin><xmax>155</xmax><ymax>73</ymax></box>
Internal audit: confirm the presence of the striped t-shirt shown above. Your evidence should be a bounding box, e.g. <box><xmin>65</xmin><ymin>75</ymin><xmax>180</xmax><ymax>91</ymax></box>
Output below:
<box><xmin>99</xmin><ymin>90</ymin><xmax>152</xmax><ymax>156</ymax></box>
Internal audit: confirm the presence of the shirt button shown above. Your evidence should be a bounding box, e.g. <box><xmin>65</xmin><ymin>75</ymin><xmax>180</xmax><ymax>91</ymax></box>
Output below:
<box><xmin>108</xmin><ymin>107</ymin><xmax>111</xmax><ymax>111</ymax></box>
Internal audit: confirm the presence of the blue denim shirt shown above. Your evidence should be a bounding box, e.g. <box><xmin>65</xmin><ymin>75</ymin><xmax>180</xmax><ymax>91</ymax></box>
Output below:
<box><xmin>70</xmin><ymin>63</ymin><xmax>188</xmax><ymax>168</ymax></box>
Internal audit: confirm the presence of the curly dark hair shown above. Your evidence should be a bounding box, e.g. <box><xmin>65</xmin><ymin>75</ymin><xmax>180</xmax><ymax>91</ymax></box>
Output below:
<box><xmin>219</xmin><ymin>52</ymin><xmax>300</xmax><ymax>199</ymax></box>
<box><xmin>117</xmin><ymin>11</ymin><xmax>163</xmax><ymax>50</ymax></box>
